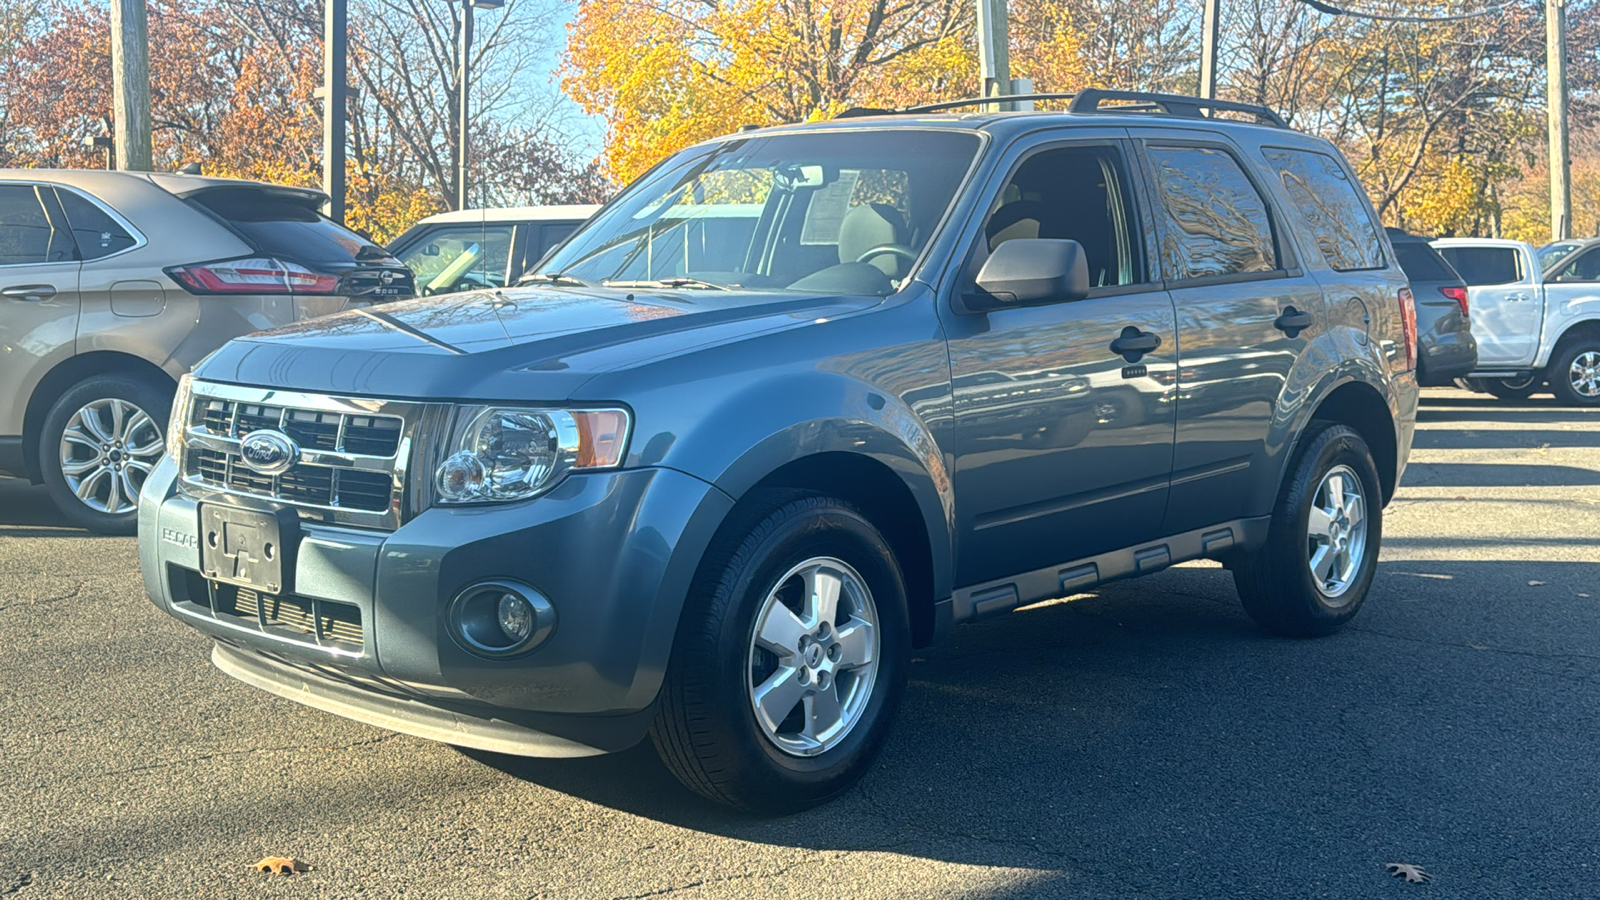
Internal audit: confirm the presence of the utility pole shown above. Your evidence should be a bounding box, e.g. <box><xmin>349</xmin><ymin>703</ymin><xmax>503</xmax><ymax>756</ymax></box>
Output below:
<box><xmin>110</xmin><ymin>0</ymin><xmax>152</xmax><ymax>171</ymax></box>
<box><xmin>457</xmin><ymin>0</ymin><xmax>473</xmax><ymax>211</ymax></box>
<box><xmin>976</xmin><ymin>0</ymin><xmax>1011</xmax><ymax>109</ymax></box>
<box><xmin>320</xmin><ymin>0</ymin><xmax>348</xmax><ymax>223</ymax></box>
<box><xmin>1199</xmin><ymin>0</ymin><xmax>1222</xmax><ymax>100</ymax></box>
<box><xmin>1547</xmin><ymin>0</ymin><xmax>1571</xmax><ymax>240</ymax></box>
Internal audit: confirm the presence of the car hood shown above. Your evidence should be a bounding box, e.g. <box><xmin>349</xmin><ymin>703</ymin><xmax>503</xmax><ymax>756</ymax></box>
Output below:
<box><xmin>195</xmin><ymin>286</ymin><xmax>880</xmax><ymax>400</ymax></box>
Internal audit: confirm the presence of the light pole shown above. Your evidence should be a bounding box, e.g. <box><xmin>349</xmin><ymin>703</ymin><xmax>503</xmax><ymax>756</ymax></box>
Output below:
<box><xmin>455</xmin><ymin>0</ymin><xmax>503</xmax><ymax>211</ymax></box>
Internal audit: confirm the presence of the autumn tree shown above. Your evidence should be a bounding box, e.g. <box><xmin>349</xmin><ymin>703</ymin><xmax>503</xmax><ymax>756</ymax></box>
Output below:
<box><xmin>564</xmin><ymin>0</ymin><xmax>975</xmax><ymax>181</ymax></box>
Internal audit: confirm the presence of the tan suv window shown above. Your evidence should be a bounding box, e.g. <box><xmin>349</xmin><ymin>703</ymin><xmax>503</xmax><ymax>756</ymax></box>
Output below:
<box><xmin>0</xmin><ymin>184</ymin><xmax>70</xmax><ymax>265</ymax></box>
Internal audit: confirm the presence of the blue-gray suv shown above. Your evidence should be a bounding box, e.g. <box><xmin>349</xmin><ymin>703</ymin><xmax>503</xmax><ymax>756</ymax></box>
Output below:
<box><xmin>140</xmin><ymin>91</ymin><xmax>1419</xmax><ymax>811</ymax></box>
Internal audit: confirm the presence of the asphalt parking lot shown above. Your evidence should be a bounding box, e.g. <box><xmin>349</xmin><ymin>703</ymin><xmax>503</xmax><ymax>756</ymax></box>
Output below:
<box><xmin>2</xmin><ymin>387</ymin><xmax>1597</xmax><ymax>899</ymax></box>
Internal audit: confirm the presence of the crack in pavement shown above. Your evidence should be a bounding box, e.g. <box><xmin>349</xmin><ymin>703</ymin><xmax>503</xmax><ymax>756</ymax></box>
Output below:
<box><xmin>0</xmin><ymin>583</ymin><xmax>83</xmax><ymax>614</ymax></box>
<box><xmin>95</xmin><ymin>734</ymin><xmax>400</xmax><ymax>779</ymax></box>
<box><xmin>596</xmin><ymin>852</ymin><xmax>845</xmax><ymax>899</ymax></box>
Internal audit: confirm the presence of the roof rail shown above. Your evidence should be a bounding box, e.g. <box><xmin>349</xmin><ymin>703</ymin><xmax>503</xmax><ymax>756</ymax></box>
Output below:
<box><xmin>834</xmin><ymin>88</ymin><xmax>1289</xmax><ymax>129</ymax></box>
<box><xmin>1067</xmin><ymin>89</ymin><xmax>1288</xmax><ymax>128</ymax></box>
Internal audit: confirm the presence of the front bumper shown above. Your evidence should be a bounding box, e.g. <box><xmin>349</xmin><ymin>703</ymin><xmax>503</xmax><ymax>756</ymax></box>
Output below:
<box><xmin>139</xmin><ymin>455</ymin><xmax>733</xmax><ymax>755</ymax></box>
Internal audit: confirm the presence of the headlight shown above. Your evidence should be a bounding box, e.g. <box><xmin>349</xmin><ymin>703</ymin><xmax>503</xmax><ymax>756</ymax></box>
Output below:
<box><xmin>166</xmin><ymin>373</ymin><xmax>194</xmax><ymax>461</ymax></box>
<box><xmin>434</xmin><ymin>406</ymin><xmax>630</xmax><ymax>504</ymax></box>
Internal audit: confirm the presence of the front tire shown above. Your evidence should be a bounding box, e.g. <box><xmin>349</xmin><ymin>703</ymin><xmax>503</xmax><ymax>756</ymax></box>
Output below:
<box><xmin>38</xmin><ymin>373</ymin><xmax>172</xmax><ymax>535</ymax></box>
<box><xmin>650</xmin><ymin>491</ymin><xmax>910</xmax><ymax>812</ymax></box>
<box><xmin>1231</xmin><ymin>423</ymin><xmax>1383</xmax><ymax>637</ymax></box>
<box><xmin>1548</xmin><ymin>338</ymin><xmax>1600</xmax><ymax>406</ymax></box>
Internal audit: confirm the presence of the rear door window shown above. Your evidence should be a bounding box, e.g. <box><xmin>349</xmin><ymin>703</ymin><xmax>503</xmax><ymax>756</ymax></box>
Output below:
<box><xmin>1261</xmin><ymin>147</ymin><xmax>1385</xmax><ymax>271</ymax></box>
<box><xmin>56</xmin><ymin>189</ymin><xmax>139</xmax><ymax>260</ymax></box>
<box><xmin>0</xmin><ymin>184</ymin><xmax>72</xmax><ymax>265</ymax></box>
<box><xmin>1391</xmin><ymin>242</ymin><xmax>1458</xmax><ymax>283</ymax></box>
<box><xmin>1436</xmin><ymin>247</ymin><xmax>1523</xmax><ymax>286</ymax></box>
<box><xmin>191</xmin><ymin>189</ymin><xmax>374</xmax><ymax>263</ymax></box>
<box><xmin>1144</xmin><ymin>145</ymin><xmax>1279</xmax><ymax>280</ymax></box>
<box><xmin>395</xmin><ymin>224</ymin><xmax>515</xmax><ymax>294</ymax></box>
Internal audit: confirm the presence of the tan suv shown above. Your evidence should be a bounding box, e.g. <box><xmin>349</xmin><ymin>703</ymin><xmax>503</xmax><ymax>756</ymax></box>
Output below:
<box><xmin>0</xmin><ymin>170</ymin><xmax>413</xmax><ymax>533</ymax></box>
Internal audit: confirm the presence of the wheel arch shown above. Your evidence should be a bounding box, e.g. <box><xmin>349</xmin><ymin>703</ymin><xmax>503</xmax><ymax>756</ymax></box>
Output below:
<box><xmin>1298</xmin><ymin>379</ymin><xmax>1399</xmax><ymax>504</ymax></box>
<box><xmin>20</xmin><ymin>351</ymin><xmax>177</xmax><ymax>481</ymax></box>
<box><xmin>1545</xmin><ymin>318</ymin><xmax>1600</xmax><ymax>366</ymax></box>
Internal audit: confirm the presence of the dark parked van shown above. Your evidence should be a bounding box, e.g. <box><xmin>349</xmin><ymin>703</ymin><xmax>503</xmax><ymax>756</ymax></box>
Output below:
<box><xmin>141</xmin><ymin>91</ymin><xmax>1418</xmax><ymax>811</ymax></box>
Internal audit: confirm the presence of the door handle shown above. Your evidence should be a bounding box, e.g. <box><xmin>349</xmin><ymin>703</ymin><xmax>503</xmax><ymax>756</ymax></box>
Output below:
<box><xmin>1</xmin><ymin>284</ymin><xmax>57</xmax><ymax>302</ymax></box>
<box><xmin>1506</xmin><ymin>292</ymin><xmax>1531</xmax><ymax>302</ymax></box>
<box><xmin>1274</xmin><ymin>306</ymin><xmax>1314</xmax><ymax>337</ymax></box>
<box><xmin>1110</xmin><ymin>327</ymin><xmax>1161</xmax><ymax>361</ymax></box>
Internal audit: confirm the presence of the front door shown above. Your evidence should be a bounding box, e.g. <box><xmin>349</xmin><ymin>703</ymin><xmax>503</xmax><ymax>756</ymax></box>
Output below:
<box><xmin>942</xmin><ymin>137</ymin><xmax>1178</xmax><ymax>587</ymax></box>
<box><xmin>1436</xmin><ymin>243</ymin><xmax>1541</xmax><ymax>366</ymax></box>
<box><xmin>0</xmin><ymin>182</ymin><xmax>82</xmax><ymax>439</ymax></box>
<box><xmin>1133</xmin><ymin>136</ymin><xmax>1326</xmax><ymax>533</ymax></box>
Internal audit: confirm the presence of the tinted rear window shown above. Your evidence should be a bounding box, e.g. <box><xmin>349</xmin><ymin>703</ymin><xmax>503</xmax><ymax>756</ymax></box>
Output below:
<box><xmin>193</xmin><ymin>189</ymin><xmax>373</xmax><ymax>263</ymax></box>
<box><xmin>1436</xmin><ymin>246</ymin><xmax>1522</xmax><ymax>286</ymax></box>
<box><xmin>1392</xmin><ymin>242</ymin><xmax>1457</xmax><ymax>283</ymax></box>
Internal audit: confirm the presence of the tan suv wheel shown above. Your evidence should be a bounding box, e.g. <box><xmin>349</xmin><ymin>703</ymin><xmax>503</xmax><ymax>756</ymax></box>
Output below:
<box><xmin>39</xmin><ymin>374</ymin><xmax>171</xmax><ymax>535</ymax></box>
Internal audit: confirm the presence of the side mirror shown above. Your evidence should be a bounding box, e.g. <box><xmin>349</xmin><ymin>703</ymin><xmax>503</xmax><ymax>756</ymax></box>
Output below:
<box><xmin>967</xmin><ymin>239</ymin><xmax>1090</xmax><ymax>312</ymax></box>
<box><xmin>423</xmin><ymin>244</ymin><xmax>441</xmax><ymax>257</ymax></box>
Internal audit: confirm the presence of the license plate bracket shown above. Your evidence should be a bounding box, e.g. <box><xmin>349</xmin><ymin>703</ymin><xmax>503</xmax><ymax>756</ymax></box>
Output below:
<box><xmin>198</xmin><ymin>504</ymin><xmax>299</xmax><ymax>594</ymax></box>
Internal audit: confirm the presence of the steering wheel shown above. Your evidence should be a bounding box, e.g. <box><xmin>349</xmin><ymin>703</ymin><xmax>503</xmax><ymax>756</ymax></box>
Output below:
<box><xmin>422</xmin><ymin>274</ymin><xmax>495</xmax><ymax>296</ymax></box>
<box><xmin>855</xmin><ymin>244</ymin><xmax>918</xmax><ymax>265</ymax></box>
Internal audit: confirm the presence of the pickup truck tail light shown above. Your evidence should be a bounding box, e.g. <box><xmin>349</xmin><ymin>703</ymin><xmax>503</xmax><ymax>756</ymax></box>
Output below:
<box><xmin>167</xmin><ymin>257</ymin><xmax>341</xmax><ymax>295</ymax></box>
<box><xmin>1398</xmin><ymin>287</ymin><xmax>1417</xmax><ymax>370</ymax></box>
<box><xmin>1440</xmin><ymin>285</ymin><xmax>1469</xmax><ymax>316</ymax></box>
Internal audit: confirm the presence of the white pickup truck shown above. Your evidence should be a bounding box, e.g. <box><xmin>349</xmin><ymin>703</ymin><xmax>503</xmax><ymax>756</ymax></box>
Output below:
<box><xmin>1431</xmin><ymin>237</ymin><xmax>1600</xmax><ymax>405</ymax></box>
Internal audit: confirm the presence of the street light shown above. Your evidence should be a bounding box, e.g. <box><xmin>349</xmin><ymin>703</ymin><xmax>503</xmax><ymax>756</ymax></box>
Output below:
<box><xmin>455</xmin><ymin>0</ymin><xmax>504</xmax><ymax>212</ymax></box>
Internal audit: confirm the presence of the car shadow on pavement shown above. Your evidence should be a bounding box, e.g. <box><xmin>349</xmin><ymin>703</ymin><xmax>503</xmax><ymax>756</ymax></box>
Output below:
<box><xmin>1399</xmin><ymin>461</ymin><xmax>1600</xmax><ymax>487</ymax></box>
<box><xmin>457</xmin><ymin>555</ymin><xmax>1600</xmax><ymax>896</ymax></box>
<box><xmin>0</xmin><ymin>476</ymin><xmax>96</xmax><ymax>534</ymax></box>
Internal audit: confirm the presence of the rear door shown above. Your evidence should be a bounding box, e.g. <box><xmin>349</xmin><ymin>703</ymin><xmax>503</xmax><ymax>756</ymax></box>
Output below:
<box><xmin>1435</xmin><ymin>243</ymin><xmax>1540</xmax><ymax>366</ymax></box>
<box><xmin>0</xmin><ymin>183</ymin><xmax>82</xmax><ymax>439</ymax></box>
<box><xmin>1132</xmin><ymin>132</ymin><xmax>1328</xmax><ymax>533</ymax></box>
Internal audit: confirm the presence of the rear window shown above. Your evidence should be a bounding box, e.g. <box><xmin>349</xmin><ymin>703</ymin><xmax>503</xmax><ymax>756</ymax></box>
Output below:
<box><xmin>1436</xmin><ymin>246</ymin><xmax>1523</xmax><ymax>286</ymax></box>
<box><xmin>192</xmin><ymin>189</ymin><xmax>373</xmax><ymax>263</ymax></box>
<box><xmin>1391</xmin><ymin>242</ymin><xmax>1458</xmax><ymax>283</ymax></box>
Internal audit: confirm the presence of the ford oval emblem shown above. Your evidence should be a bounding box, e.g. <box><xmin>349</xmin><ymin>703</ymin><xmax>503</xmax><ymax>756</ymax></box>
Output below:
<box><xmin>239</xmin><ymin>429</ymin><xmax>299</xmax><ymax>476</ymax></box>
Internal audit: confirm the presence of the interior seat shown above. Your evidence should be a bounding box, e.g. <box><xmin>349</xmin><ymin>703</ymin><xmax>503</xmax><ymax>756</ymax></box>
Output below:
<box><xmin>838</xmin><ymin>203</ymin><xmax>909</xmax><ymax>278</ymax></box>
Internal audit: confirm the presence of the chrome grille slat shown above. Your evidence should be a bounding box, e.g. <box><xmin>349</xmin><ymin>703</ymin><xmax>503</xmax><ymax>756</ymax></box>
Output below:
<box><xmin>176</xmin><ymin>383</ymin><xmax>446</xmax><ymax>530</ymax></box>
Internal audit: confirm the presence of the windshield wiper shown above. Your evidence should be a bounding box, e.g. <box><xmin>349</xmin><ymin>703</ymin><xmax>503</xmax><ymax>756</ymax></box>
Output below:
<box><xmin>518</xmin><ymin>271</ymin><xmax>592</xmax><ymax>287</ymax></box>
<box><xmin>603</xmin><ymin>277</ymin><xmax>731</xmax><ymax>291</ymax></box>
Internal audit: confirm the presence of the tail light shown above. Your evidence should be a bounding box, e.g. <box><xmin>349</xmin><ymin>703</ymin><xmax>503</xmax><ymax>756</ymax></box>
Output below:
<box><xmin>1398</xmin><ymin>287</ymin><xmax>1417</xmax><ymax>370</ymax></box>
<box><xmin>1440</xmin><ymin>285</ymin><xmax>1469</xmax><ymax>316</ymax></box>
<box><xmin>167</xmin><ymin>257</ymin><xmax>341</xmax><ymax>295</ymax></box>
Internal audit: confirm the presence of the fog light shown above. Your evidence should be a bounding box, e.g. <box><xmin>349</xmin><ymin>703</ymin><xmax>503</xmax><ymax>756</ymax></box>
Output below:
<box><xmin>447</xmin><ymin>580</ymin><xmax>555</xmax><ymax>658</ymax></box>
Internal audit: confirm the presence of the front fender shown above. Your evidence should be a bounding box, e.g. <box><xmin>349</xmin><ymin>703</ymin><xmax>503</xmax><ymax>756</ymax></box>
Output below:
<box><xmin>650</xmin><ymin>371</ymin><xmax>956</xmax><ymax>604</ymax></box>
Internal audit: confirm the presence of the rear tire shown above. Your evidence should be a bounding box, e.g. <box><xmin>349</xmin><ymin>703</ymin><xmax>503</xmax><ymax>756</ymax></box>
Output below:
<box><xmin>649</xmin><ymin>491</ymin><xmax>910</xmax><ymax>812</ymax></box>
<box><xmin>1484</xmin><ymin>375</ymin><xmax>1540</xmax><ymax>401</ymax></box>
<box><xmin>38</xmin><ymin>373</ymin><xmax>172</xmax><ymax>535</ymax></box>
<box><xmin>1547</xmin><ymin>337</ymin><xmax>1600</xmax><ymax>407</ymax></box>
<box><xmin>1231</xmin><ymin>423</ymin><xmax>1383</xmax><ymax>637</ymax></box>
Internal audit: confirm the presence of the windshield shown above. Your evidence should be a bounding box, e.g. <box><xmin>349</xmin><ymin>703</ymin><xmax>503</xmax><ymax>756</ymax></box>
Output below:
<box><xmin>534</xmin><ymin>130</ymin><xmax>981</xmax><ymax>296</ymax></box>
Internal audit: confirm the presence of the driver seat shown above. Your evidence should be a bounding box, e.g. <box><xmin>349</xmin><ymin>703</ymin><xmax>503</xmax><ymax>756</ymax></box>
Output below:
<box><xmin>838</xmin><ymin>203</ymin><xmax>909</xmax><ymax>279</ymax></box>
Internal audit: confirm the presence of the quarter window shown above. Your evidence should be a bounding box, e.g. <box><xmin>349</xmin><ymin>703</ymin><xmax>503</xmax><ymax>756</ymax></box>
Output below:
<box><xmin>56</xmin><ymin>189</ymin><xmax>139</xmax><ymax>260</ymax></box>
<box><xmin>1262</xmin><ymin>147</ymin><xmax>1384</xmax><ymax>271</ymax></box>
<box><xmin>1145</xmin><ymin>145</ymin><xmax>1278</xmax><ymax>280</ymax></box>
<box><xmin>0</xmin><ymin>184</ymin><xmax>71</xmax><ymax>265</ymax></box>
<box><xmin>1436</xmin><ymin>246</ymin><xmax>1522</xmax><ymax>286</ymax></box>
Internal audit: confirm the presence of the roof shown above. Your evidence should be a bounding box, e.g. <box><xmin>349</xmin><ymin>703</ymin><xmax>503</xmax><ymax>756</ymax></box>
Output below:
<box><xmin>415</xmin><ymin>205</ymin><xmax>602</xmax><ymax>226</ymax></box>
<box><xmin>0</xmin><ymin>168</ymin><xmax>326</xmax><ymax>203</ymax></box>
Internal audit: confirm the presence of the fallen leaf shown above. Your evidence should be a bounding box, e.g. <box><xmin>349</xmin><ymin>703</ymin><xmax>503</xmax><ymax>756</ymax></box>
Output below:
<box><xmin>1528</xmin><ymin>580</ymin><xmax>1546</xmax><ymax>586</ymax></box>
<box><xmin>1386</xmin><ymin>862</ymin><xmax>1431</xmax><ymax>883</ymax></box>
<box><xmin>1579</xmin><ymin>593</ymin><xmax>1593</xmax><ymax>599</ymax></box>
<box><xmin>251</xmin><ymin>857</ymin><xmax>306</xmax><ymax>876</ymax></box>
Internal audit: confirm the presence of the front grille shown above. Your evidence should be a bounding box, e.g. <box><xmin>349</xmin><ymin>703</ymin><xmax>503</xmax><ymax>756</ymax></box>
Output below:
<box><xmin>170</xmin><ymin>566</ymin><xmax>364</xmax><ymax>654</ymax></box>
<box><xmin>177</xmin><ymin>383</ymin><xmax>443</xmax><ymax>530</ymax></box>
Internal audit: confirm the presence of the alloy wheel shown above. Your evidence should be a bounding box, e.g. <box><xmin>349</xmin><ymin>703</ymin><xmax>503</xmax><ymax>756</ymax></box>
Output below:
<box><xmin>746</xmin><ymin>557</ymin><xmax>880</xmax><ymax>757</ymax></box>
<box><xmin>58</xmin><ymin>398</ymin><xmax>164</xmax><ymax>515</ymax></box>
<box><xmin>1306</xmin><ymin>464</ymin><xmax>1368</xmax><ymax>602</ymax></box>
<box><xmin>1567</xmin><ymin>350</ymin><xmax>1600</xmax><ymax>399</ymax></box>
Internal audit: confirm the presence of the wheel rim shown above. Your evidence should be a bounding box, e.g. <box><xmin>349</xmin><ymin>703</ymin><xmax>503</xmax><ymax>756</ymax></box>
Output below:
<box><xmin>1567</xmin><ymin>350</ymin><xmax>1600</xmax><ymax>398</ymax></box>
<box><xmin>1502</xmin><ymin>374</ymin><xmax>1538</xmax><ymax>390</ymax></box>
<box><xmin>1306</xmin><ymin>465</ymin><xmax>1368</xmax><ymax>602</ymax></box>
<box><xmin>746</xmin><ymin>557</ymin><xmax>880</xmax><ymax>757</ymax></box>
<box><xmin>58</xmin><ymin>398</ymin><xmax>164</xmax><ymax>515</ymax></box>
